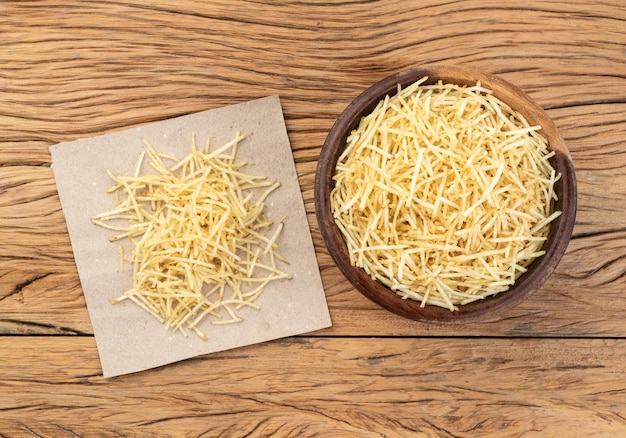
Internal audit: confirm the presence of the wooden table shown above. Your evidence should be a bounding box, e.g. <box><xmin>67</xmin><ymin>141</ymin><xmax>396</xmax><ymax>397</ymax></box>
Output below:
<box><xmin>1</xmin><ymin>1</ymin><xmax>625</xmax><ymax>436</ymax></box>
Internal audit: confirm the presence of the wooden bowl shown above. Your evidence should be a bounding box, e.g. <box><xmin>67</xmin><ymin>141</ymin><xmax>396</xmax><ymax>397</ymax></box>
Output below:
<box><xmin>315</xmin><ymin>64</ymin><xmax>577</xmax><ymax>322</ymax></box>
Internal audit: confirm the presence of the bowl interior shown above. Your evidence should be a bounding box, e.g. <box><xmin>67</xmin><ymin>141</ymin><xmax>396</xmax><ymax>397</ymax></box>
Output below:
<box><xmin>315</xmin><ymin>65</ymin><xmax>577</xmax><ymax>322</ymax></box>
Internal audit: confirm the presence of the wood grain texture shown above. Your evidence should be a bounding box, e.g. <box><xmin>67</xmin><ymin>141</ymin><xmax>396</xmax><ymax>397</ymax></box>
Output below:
<box><xmin>1</xmin><ymin>0</ymin><xmax>625</xmax><ymax>434</ymax></box>
<box><xmin>1</xmin><ymin>336</ymin><xmax>626</xmax><ymax>437</ymax></box>
<box><xmin>1</xmin><ymin>0</ymin><xmax>624</xmax><ymax>337</ymax></box>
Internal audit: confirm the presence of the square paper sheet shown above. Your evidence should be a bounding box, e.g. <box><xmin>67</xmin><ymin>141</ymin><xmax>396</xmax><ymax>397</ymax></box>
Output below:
<box><xmin>50</xmin><ymin>95</ymin><xmax>331</xmax><ymax>377</ymax></box>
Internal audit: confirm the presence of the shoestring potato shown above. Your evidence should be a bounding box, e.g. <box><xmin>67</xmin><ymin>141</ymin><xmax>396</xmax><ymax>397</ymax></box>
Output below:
<box><xmin>93</xmin><ymin>132</ymin><xmax>290</xmax><ymax>340</ymax></box>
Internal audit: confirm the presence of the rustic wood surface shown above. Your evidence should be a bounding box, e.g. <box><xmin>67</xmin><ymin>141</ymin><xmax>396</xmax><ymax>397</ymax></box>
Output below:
<box><xmin>1</xmin><ymin>0</ymin><xmax>625</xmax><ymax>435</ymax></box>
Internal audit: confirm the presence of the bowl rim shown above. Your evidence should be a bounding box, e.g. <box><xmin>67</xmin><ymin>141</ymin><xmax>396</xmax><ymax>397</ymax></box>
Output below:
<box><xmin>314</xmin><ymin>64</ymin><xmax>577</xmax><ymax>322</ymax></box>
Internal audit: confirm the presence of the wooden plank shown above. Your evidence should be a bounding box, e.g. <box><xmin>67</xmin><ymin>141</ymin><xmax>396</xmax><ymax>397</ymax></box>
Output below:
<box><xmin>1</xmin><ymin>0</ymin><xmax>625</xmax><ymax>336</ymax></box>
<box><xmin>0</xmin><ymin>336</ymin><xmax>625</xmax><ymax>436</ymax></box>
<box><xmin>4</xmin><ymin>104</ymin><xmax>626</xmax><ymax>336</ymax></box>
<box><xmin>1</xmin><ymin>1</ymin><xmax>625</xmax><ymax>435</ymax></box>
<box><xmin>1</xmin><ymin>1</ymin><xmax>623</xmax><ymax>141</ymax></box>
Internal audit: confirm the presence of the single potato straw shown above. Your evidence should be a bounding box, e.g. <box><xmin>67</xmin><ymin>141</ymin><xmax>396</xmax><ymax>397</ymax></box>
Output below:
<box><xmin>330</xmin><ymin>78</ymin><xmax>561</xmax><ymax>310</ymax></box>
<box><xmin>93</xmin><ymin>132</ymin><xmax>290</xmax><ymax>339</ymax></box>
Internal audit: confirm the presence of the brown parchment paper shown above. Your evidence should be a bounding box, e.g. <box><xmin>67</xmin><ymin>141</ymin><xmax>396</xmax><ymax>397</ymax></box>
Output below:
<box><xmin>50</xmin><ymin>95</ymin><xmax>331</xmax><ymax>378</ymax></box>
